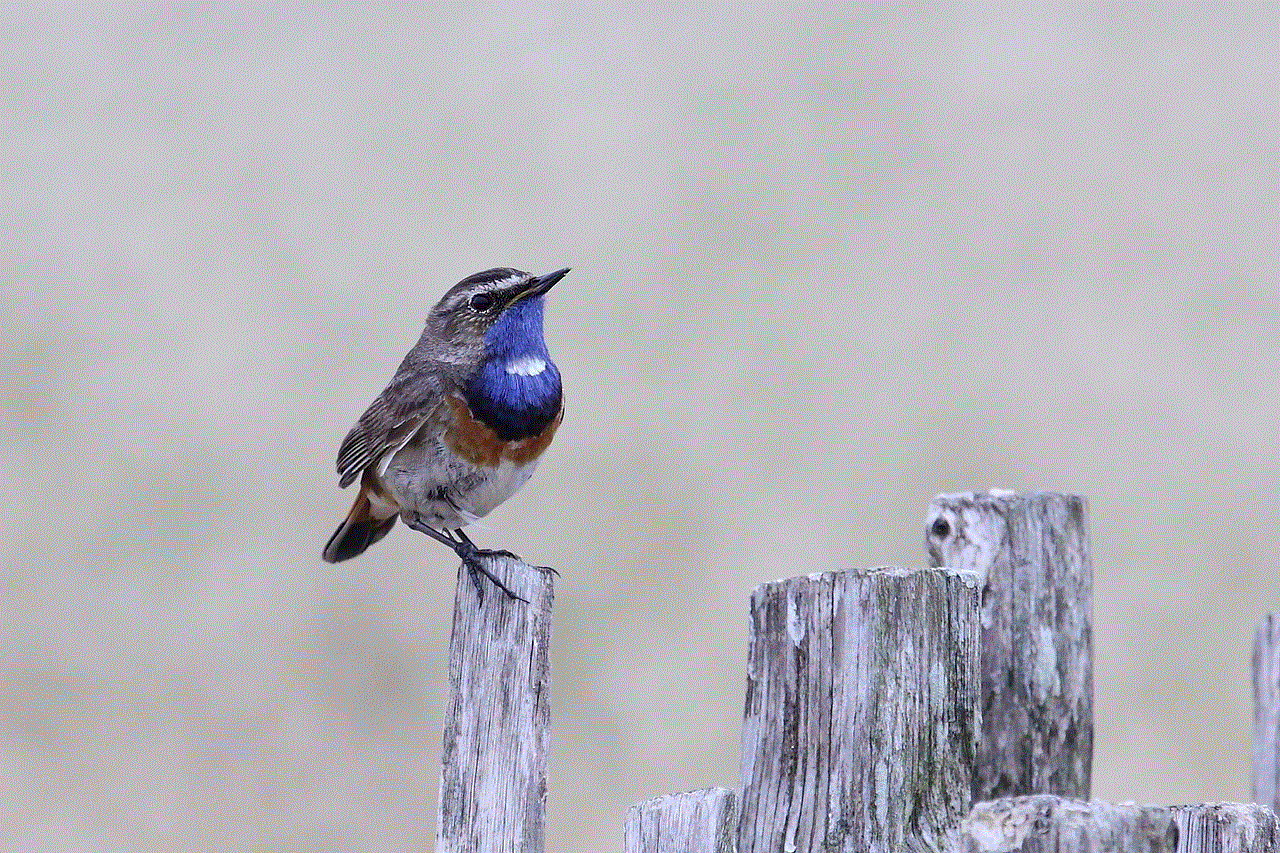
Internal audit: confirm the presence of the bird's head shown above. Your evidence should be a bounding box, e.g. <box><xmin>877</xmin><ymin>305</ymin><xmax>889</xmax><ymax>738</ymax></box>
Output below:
<box><xmin>427</xmin><ymin>267</ymin><xmax>568</xmax><ymax>366</ymax></box>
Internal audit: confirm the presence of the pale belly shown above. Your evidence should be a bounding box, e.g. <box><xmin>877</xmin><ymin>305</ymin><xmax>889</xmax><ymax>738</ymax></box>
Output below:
<box><xmin>374</xmin><ymin>436</ymin><xmax>543</xmax><ymax>530</ymax></box>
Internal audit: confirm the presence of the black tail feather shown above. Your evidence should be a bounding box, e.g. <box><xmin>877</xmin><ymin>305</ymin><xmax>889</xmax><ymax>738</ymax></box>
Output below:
<box><xmin>323</xmin><ymin>503</ymin><xmax>397</xmax><ymax>563</ymax></box>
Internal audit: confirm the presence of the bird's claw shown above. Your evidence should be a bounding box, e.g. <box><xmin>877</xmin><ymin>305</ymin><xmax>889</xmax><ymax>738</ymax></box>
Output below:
<box><xmin>454</xmin><ymin>540</ymin><xmax>527</xmax><ymax>603</ymax></box>
<box><xmin>404</xmin><ymin>515</ymin><xmax>553</xmax><ymax>602</ymax></box>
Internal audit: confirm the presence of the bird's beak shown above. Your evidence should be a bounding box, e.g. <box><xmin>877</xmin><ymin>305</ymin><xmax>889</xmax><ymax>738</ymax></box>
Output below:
<box><xmin>521</xmin><ymin>267</ymin><xmax>570</xmax><ymax>299</ymax></box>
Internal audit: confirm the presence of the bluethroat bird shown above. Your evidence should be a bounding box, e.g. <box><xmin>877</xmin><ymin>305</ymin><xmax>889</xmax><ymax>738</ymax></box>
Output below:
<box><xmin>323</xmin><ymin>267</ymin><xmax>567</xmax><ymax>601</ymax></box>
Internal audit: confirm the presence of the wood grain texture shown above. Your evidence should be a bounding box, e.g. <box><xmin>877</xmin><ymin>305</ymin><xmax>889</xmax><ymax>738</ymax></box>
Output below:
<box><xmin>925</xmin><ymin>490</ymin><xmax>1093</xmax><ymax>801</ymax></box>
<box><xmin>435</xmin><ymin>557</ymin><xmax>553</xmax><ymax>853</ymax></box>
<box><xmin>736</xmin><ymin>567</ymin><xmax>981</xmax><ymax>853</ymax></box>
<box><xmin>1172</xmin><ymin>803</ymin><xmax>1279</xmax><ymax>853</ymax></box>
<box><xmin>624</xmin><ymin>788</ymin><xmax>737</xmax><ymax>853</ymax></box>
<box><xmin>954</xmin><ymin>797</ymin><xmax>1176</xmax><ymax>853</ymax></box>
<box><xmin>1255</xmin><ymin>614</ymin><xmax>1280</xmax><ymax>812</ymax></box>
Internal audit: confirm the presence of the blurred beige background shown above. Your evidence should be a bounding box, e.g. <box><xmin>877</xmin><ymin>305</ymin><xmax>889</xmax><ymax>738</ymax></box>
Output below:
<box><xmin>1</xmin><ymin>4</ymin><xmax>1277</xmax><ymax>852</ymax></box>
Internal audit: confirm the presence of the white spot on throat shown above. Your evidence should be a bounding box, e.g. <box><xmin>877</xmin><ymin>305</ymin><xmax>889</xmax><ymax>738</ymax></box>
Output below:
<box><xmin>505</xmin><ymin>355</ymin><xmax>547</xmax><ymax>377</ymax></box>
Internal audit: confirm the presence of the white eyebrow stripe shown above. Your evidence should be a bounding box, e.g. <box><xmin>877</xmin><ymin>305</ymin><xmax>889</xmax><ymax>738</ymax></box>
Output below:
<box><xmin>505</xmin><ymin>355</ymin><xmax>548</xmax><ymax>377</ymax></box>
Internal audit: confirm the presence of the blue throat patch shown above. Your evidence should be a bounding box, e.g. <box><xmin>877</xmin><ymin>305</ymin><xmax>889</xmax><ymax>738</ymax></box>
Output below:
<box><xmin>464</xmin><ymin>296</ymin><xmax>562</xmax><ymax>442</ymax></box>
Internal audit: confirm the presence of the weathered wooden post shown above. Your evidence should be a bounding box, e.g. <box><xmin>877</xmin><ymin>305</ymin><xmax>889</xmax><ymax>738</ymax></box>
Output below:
<box><xmin>1255</xmin><ymin>614</ymin><xmax>1280</xmax><ymax>813</ymax></box>
<box><xmin>1172</xmin><ymin>803</ymin><xmax>1279</xmax><ymax>853</ymax></box>
<box><xmin>954</xmin><ymin>797</ymin><xmax>1176</xmax><ymax>852</ymax></box>
<box><xmin>925</xmin><ymin>490</ymin><xmax>1093</xmax><ymax>801</ymax></box>
<box><xmin>435</xmin><ymin>558</ymin><xmax>554</xmax><ymax>853</ymax></box>
<box><xmin>735</xmin><ymin>567</ymin><xmax>982</xmax><ymax>853</ymax></box>
<box><xmin>624</xmin><ymin>788</ymin><xmax>737</xmax><ymax>853</ymax></box>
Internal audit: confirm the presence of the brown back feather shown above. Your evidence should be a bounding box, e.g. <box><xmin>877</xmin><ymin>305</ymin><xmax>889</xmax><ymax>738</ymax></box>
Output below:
<box><xmin>335</xmin><ymin>356</ymin><xmax>453</xmax><ymax>487</ymax></box>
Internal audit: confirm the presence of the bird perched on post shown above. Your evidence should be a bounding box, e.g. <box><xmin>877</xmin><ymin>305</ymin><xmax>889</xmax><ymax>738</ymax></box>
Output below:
<box><xmin>323</xmin><ymin>267</ymin><xmax>567</xmax><ymax>601</ymax></box>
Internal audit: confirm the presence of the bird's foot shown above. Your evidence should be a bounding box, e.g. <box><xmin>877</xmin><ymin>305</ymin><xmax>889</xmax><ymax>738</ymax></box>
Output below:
<box><xmin>452</xmin><ymin>539</ymin><xmax>529</xmax><ymax>603</ymax></box>
<box><xmin>404</xmin><ymin>516</ymin><xmax>551</xmax><ymax>603</ymax></box>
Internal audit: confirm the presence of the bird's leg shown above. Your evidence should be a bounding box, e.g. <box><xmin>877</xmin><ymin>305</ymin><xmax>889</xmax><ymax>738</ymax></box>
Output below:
<box><xmin>451</xmin><ymin>528</ymin><xmax>519</xmax><ymax>562</ymax></box>
<box><xmin>449</xmin><ymin>529</ymin><xmax>529</xmax><ymax>602</ymax></box>
<box><xmin>454</xmin><ymin>529</ymin><xmax>559</xmax><ymax>578</ymax></box>
<box><xmin>404</xmin><ymin>516</ymin><xmax>526</xmax><ymax>603</ymax></box>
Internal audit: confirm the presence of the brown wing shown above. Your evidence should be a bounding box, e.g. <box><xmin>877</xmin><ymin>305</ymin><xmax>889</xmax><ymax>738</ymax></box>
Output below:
<box><xmin>335</xmin><ymin>366</ymin><xmax>446</xmax><ymax>488</ymax></box>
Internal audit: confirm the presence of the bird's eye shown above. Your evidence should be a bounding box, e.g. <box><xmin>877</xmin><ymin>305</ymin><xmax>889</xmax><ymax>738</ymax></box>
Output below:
<box><xmin>468</xmin><ymin>293</ymin><xmax>495</xmax><ymax>312</ymax></box>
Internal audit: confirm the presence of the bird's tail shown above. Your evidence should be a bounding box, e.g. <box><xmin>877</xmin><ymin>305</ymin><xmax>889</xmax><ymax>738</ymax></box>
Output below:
<box><xmin>323</xmin><ymin>485</ymin><xmax>398</xmax><ymax>563</ymax></box>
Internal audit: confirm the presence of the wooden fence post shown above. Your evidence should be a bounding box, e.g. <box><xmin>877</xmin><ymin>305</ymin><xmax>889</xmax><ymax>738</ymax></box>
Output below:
<box><xmin>624</xmin><ymin>788</ymin><xmax>737</xmax><ymax>853</ymax></box>
<box><xmin>435</xmin><ymin>558</ymin><xmax>554</xmax><ymax>853</ymax></box>
<box><xmin>736</xmin><ymin>567</ymin><xmax>981</xmax><ymax>853</ymax></box>
<box><xmin>954</xmin><ymin>797</ymin><xmax>1176</xmax><ymax>852</ymax></box>
<box><xmin>1255</xmin><ymin>614</ymin><xmax>1280</xmax><ymax>812</ymax></box>
<box><xmin>1172</xmin><ymin>803</ymin><xmax>1278</xmax><ymax>853</ymax></box>
<box><xmin>925</xmin><ymin>490</ymin><xmax>1093</xmax><ymax>801</ymax></box>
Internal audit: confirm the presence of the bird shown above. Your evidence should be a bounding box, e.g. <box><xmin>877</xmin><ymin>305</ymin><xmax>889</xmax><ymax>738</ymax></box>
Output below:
<box><xmin>323</xmin><ymin>266</ymin><xmax>568</xmax><ymax>602</ymax></box>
